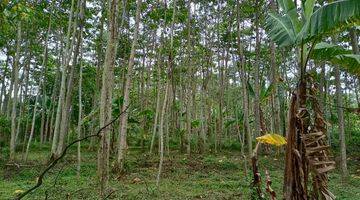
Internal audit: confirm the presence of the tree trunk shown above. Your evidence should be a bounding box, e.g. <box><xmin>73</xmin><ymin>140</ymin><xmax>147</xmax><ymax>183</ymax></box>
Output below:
<box><xmin>269</xmin><ymin>0</ymin><xmax>280</xmax><ymax>135</ymax></box>
<box><xmin>349</xmin><ymin>27</ymin><xmax>359</xmax><ymax>54</ymax></box>
<box><xmin>335</xmin><ymin>66</ymin><xmax>349</xmax><ymax>179</ymax></box>
<box><xmin>139</xmin><ymin>48</ymin><xmax>146</xmax><ymax>150</ymax></box>
<box><xmin>77</xmin><ymin>0</ymin><xmax>85</xmax><ymax>179</ymax></box>
<box><xmin>150</xmin><ymin>60</ymin><xmax>162</xmax><ymax>154</ymax></box>
<box><xmin>56</xmin><ymin>0</ymin><xmax>82</xmax><ymax>156</ymax></box>
<box><xmin>157</xmin><ymin>0</ymin><xmax>177</xmax><ymax>186</ymax></box>
<box><xmin>98</xmin><ymin>0</ymin><xmax>119</xmax><ymax>197</ymax></box>
<box><xmin>10</xmin><ymin>20</ymin><xmax>22</xmax><ymax>161</ymax></box>
<box><xmin>24</xmin><ymin>94</ymin><xmax>39</xmax><ymax>161</ymax></box>
<box><xmin>15</xmin><ymin>51</ymin><xmax>30</xmax><ymax>144</ymax></box>
<box><xmin>117</xmin><ymin>0</ymin><xmax>142</xmax><ymax>171</ymax></box>
<box><xmin>253</xmin><ymin>0</ymin><xmax>261</xmax><ymax>139</ymax></box>
<box><xmin>89</xmin><ymin>0</ymin><xmax>106</xmax><ymax>151</ymax></box>
<box><xmin>51</xmin><ymin>0</ymin><xmax>76</xmax><ymax>155</ymax></box>
<box><xmin>0</xmin><ymin>51</ymin><xmax>10</xmax><ymax>114</ymax></box>
<box><xmin>185</xmin><ymin>0</ymin><xmax>192</xmax><ymax>155</ymax></box>
<box><xmin>40</xmin><ymin>15</ymin><xmax>52</xmax><ymax>145</ymax></box>
<box><xmin>156</xmin><ymin>83</ymin><xmax>169</xmax><ymax>186</ymax></box>
<box><xmin>236</xmin><ymin>0</ymin><xmax>251</xmax><ymax>156</ymax></box>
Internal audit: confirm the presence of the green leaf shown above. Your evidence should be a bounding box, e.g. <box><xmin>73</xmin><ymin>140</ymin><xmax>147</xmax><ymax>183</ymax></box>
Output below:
<box><xmin>304</xmin><ymin>0</ymin><xmax>316</xmax><ymax>21</ymax></box>
<box><xmin>191</xmin><ymin>119</ymin><xmax>201</xmax><ymax>128</ymax></box>
<box><xmin>129</xmin><ymin>117</ymin><xmax>140</xmax><ymax>124</ymax></box>
<box><xmin>304</xmin><ymin>0</ymin><xmax>360</xmax><ymax>40</ymax></box>
<box><xmin>261</xmin><ymin>82</ymin><xmax>275</xmax><ymax>101</ymax></box>
<box><xmin>247</xmin><ymin>81</ymin><xmax>255</xmax><ymax>98</ymax></box>
<box><xmin>311</xmin><ymin>42</ymin><xmax>360</xmax><ymax>76</ymax></box>
<box><xmin>311</xmin><ymin>42</ymin><xmax>350</xmax><ymax>60</ymax></box>
<box><xmin>277</xmin><ymin>0</ymin><xmax>302</xmax><ymax>33</ymax></box>
<box><xmin>333</xmin><ymin>54</ymin><xmax>360</xmax><ymax>75</ymax></box>
<box><xmin>266</xmin><ymin>13</ymin><xmax>297</xmax><ymax>47</ymax></box>
<box><xmin>225</xmin><ymin>119</ymin><xmax>236</xmax><ymax>128</ymax></box>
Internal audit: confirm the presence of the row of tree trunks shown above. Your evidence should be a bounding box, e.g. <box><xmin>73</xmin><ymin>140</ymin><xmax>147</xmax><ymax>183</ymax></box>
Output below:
<box><xmin>51</xmin><ymin>0</ymin><xmax>76</xmax><ymax>156</ymax></box>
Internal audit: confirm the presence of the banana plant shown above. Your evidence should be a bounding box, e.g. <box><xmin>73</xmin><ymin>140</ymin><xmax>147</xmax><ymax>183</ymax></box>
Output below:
<box><xmin>266</xmin><ymin>0</ymin><xmax>360</xmax><ymax>199</ymax></box>
<box><xmin>266</xmin><ymin>0</ymin><xmax>360</xmax><ymax>78</ymax></box>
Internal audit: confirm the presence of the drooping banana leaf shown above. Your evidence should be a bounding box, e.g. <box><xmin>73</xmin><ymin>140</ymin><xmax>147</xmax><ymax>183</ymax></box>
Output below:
<box><xmin>265</xmin><ymin>13</ymin><xmax>297</xmax><ymax>47</ymax></box>
<box><xmin>311</xmin><ymin>42</ymin><xmax>350</xmax><ymax>60</ymax></box>
<box><xmin>277</xmin><ymin>0</ymin><xmax>302</xmax><ymax>33</ymax></box>
<box><xmin>311</xmin><ymin>42</ymin><xmax>360</xmax><ymax>76</ymax></box>
<box><xmin>302</xmin><ymin>0</ymin><xmax>360</xmax><ymax>41</ymax></box>
<box><xmin>333</xmin><ymin>54</ymin><xmax>360</xmax><ymax>75</ymax></box>
<box><xmin>268</xmin><ymin>0</ymin><xmax>360</xmax><ymax>47</ymax></box>
<box><xmin>304</xmin><ymin>0</ymin><xmax>316</xmax><ymax>21</ymax></box>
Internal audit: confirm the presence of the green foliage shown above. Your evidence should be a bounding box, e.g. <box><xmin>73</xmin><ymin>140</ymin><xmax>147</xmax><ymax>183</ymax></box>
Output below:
<box><xmin>265</xmin><ymin>12</ymin><xmax>297</xmax><ymax>47</ymax></box>
<box><xmin>311</xmin><ymin>42</ymin><xmax>360</xmax><ymax>75</ymax></box>
<box><xmin>247</xmin><ymin>81</ymin><xmax>276</xmax><ymax>103</ymax></box>
<box><xmin>0</xmin><ymin>115</ymin><xmax>10</xmax><ymax>148</ymax></box>
<box><xmin>1</xmin><ymin>145</ymin><xmax>360</xmax><ymax>199</ymax></box>
<box><xmin>191</xmin><ymin>119</ymin><xmax>200</xmax><ymax>128</ymax></box>
<box><xmin>267</xmin><ymin>0</ymin><xmax>360</xmax><ymax>48</ymax></box>
<box><xmin>304</xmin><ymin>0</ymin><xmax>360</xmax><ymax>41</ymax></box>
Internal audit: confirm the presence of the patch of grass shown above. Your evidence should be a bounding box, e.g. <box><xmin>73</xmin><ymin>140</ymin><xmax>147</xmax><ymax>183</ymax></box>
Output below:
<box><xmin>1</xmin><ymin>143</ymin><xmax>360</xmax><ymax>199</ymax></box>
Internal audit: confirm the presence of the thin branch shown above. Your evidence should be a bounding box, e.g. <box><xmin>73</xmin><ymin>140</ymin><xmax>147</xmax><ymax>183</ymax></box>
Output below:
<box><xmin>15</xmin><ymin>106</ymin><xmax>129</xmax><ymax>200</ymax></box>
<box><xmin>44</xmin><ymin>163</ymin><xmax>66</xmax><ymax>200</ymax></box>
<box><xmin>103</xmin><ymin>190</ymin><xmax>117</xmax><ymax>200</ymax></box>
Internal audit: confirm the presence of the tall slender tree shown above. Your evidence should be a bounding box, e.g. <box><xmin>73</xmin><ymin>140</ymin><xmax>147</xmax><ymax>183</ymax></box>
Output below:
<box><xmin>98</xmin><ymin>0</ymin><xmax>119</xmax><ymax>197</ymax></box>
<box><xmin>117</xmin><ymin>0</ymin><xmax>142</xmax><ymax>171</ymax></box>
<box><xmin>10</xmin><ymin>20</ymin><xmax>22</xmax><ymax>160</ymax></box>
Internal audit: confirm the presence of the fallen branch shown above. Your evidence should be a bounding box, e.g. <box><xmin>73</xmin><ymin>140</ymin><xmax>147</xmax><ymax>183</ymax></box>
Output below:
<box><xmin>15</xmin><ymin>106</ymin><xmax>129</xmax><ymax>200</ymax></box>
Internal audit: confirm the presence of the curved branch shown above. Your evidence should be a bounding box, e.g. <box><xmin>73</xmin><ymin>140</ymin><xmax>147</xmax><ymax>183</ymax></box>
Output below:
<box><xmin>15</xmin><ymin>106</ymin><xmax>129</xmax><ymax>200</ymax></box>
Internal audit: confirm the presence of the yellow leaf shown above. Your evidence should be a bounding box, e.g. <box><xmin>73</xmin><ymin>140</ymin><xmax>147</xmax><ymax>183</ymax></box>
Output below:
<box><xmin>351</xmin><ymin>175</ymin><xmax>360</xmax><ymax>179</ymax></box>
<box><xmin>256</xmin><ymin>134</ymin><xmax>287</xmax><ymax>146</ymax></box>
<box><xmin>14</xmin><ymin>190</ymin><xmax>24</xmax><ymax>194</ymax></box>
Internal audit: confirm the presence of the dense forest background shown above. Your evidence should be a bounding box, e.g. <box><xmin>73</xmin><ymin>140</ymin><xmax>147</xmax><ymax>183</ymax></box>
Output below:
<box><xmin>0</xmin><ymin>0</ymin><xmax>360</xmax><ymax>199</ymax></box>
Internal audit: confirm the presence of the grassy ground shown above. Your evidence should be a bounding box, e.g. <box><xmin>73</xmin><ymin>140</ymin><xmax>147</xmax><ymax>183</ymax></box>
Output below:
<box><xmin>1</xmin><ymin>143</ymin><xmax>360</xmax><ymax>199</ymax></box>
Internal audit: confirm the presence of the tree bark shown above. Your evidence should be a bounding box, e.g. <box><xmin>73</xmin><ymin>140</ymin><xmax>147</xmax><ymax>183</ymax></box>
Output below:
<box><xmin>56</xmin><ymin>0</ymin><xmax>82</xmax><ymax>156</ymax></box>
<box><xmin>236</xmin><ymin>0</ymin><xmax>252</xmax><ymax>156</ymax></box>
<box><xmin>77</xmin><ymin>0</ymin><xmax>85</xmax><ymax>179</ymax></box>
<box><xmin>185</xmin><ymin>0</ymin><xmax>192</xmax><ymax>155</ymax></box>
<box><xmin>24</xmin><ymin>94</ymin><xmax>40</xmax><ymax>161</ymax></box>
<box><xmin>349</xmin><ymin>27</ymin><xmax>359</xmax><ymax>54</ymax></box>
<box><xmin>98</xmin><ymin>0</ymin><xmax>119</xmax><ymax>197</ymax></box>
<box><xmin>51</xmin><ymin>0</ymin><xmax>76</xmax><ymax>155</ymax></box>
<box><xmin>269</xmin><ymin>0</ymin><xmax>281</xmax><ymax>135</ymax></box>
<box><xmin>253</xmin><ymin>0</ymin><xmax>261</xmax><ymax>139</ymax></box>
<box><xmin>150</xmin><ymin>54</ymin><xmax>162</xmax><ymax>154</ymax></box>
<box><xmin>0</xmin><ymin>50</ymin><xmax>10</xmax><ymax>114</ymax></box>
<box><xmin>157</xmin><ymin>0</ymin><xmax>177</xmax><ymax>186</ymax></box>
<box><xmin>335</xmin><ymin>66</ymin><xmax>349</xmax><ymax>179</ymax></box>
<box><xmin>10</xmin><ymin>20</ymin><xmax>22</xmax><ymax>161</ymax></box>
<box><xmin>117</xmin><ymin>0</ymin><xmax>142</xmax><ymax>170</ymax></box>
<box><xmin>40</xmin><ymin>14</ymin><xmax>52</xmax><ymax>144</ymax></box>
